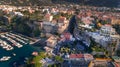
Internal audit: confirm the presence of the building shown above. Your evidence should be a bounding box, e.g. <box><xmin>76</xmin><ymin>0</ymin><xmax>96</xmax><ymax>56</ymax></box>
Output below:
<box><xmin>44</xmin><ymin>46</ymin><xmax>53</xmax><ymax>55</ymax></box>
<box><xmin>44</xmin><ymin>35</ymin><xmax>59</xmax><ymax>55</ymax></box>
<box><xmin>31</xmin><ymin>21</ymin><xmax>43</xmax><ymax>30</ymax></box>
<box><xmin>88</xmin><ymin>26</ymin><xmax>119</xmax><ymax>48</ymax></box>
<box><xmin>62</xmin><ymin>54</ymin><xmax>93</xmax><ymax>67</ymax></box>
<box><xmin>57</xmin><ymin>17</ymin><xmax>69</xmax><ymax>34</ymax></box>
<box><xmin>69</xmin><ymin>54</ymin><xmax>84</xmax><ymax>59</ymax></box>
<box><xmin>89</xmin><ymin>58</ymin><xmax>114</xmax><ymax>67</ymax></box>
<box><xmin>44</xmin><ymin>13</ymin><xmax>53</xmax><ymax>22</ymax></box>
<box><xmin>84</xmin><ymin>54</ymin><xmax>94</xmax><ymax>61</ymax></box>
<box><xmin>42</xmin><ymin>22</ymin><xmax>57</xmax><ymax>33</ymax></box>
<box><xmin>51</xmin><ymin>8</ymin><xmax>59</xmax><ymax>15</ymax></box>
<box><xmin>100</xmin><ymin>24</ymin><xmax>116</xmax><ymax>36</ymax></box>
<box><xmin>46</xmin><ymin>35</ymin><xmax>58</xmax><ymax>48</ymax></box>
<box><xmin>60</xmin><ymin>32</ymin><xmax>75</xmax><ymax>42</ymax></box>
<box><xmin>112</xmin><ymin>56</ymin><xmax>120</xmax><ymax>67</ymax></box>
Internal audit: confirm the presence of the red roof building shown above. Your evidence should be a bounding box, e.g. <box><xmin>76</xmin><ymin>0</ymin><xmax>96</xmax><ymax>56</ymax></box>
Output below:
<box><xmin>32</xmin><ymin>52</ymin><xmax>38</xmax><ymax>56</ymax></box>
<box><xmin>84</xmin><ymin>54</ymin><xmax>94</xmax><ymax>61</ymax></box>
<box><xmin>114</xmin><ymin>62</ymin><xmax>120</xmax><ymax>67</ymax></box>
<box><xmin>69</xmin><ymin>54</ymin><xmax>84</xmax><ymax>58</ymax></box>
<box><xmin>63</xmin><ymin>32</ymin><xmax>71</xmax><ymax>40</ymax></box>
<box><xmin>58</xmin><ymin>17</ymin><xmax>66</xmax><ymax>23</ymax></box>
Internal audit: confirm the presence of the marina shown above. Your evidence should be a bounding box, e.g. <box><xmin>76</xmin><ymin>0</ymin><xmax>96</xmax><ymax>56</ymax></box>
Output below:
<box><xmin>0</xmin><ymin>39</ymin><xmax>13</xmax><ymax>51</ymax></box>
<box><xmin>0</xmin><ymin>34</ymin><xmax>23</xmax><ymax>48</ymax></box>
<box><xmin>0</xmin><ymin>32</ymin><xmax>39</xmax><ymax>67</ymax></box>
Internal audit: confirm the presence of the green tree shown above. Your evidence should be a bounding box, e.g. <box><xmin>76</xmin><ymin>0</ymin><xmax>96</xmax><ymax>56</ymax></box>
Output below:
<box><xmin>33</xmin><ymin>27</ymin><xmax>41</xmax><ymax>37</ymax></box>
<box><xmin>54</xmin><ymin>64</ymin><xmax>57</xmax><ymax>67</ymax></box>
<box><xmin>11</xmin><ymin>16</ymin><xmax>32</xmax><ymax>36</ymax></box>
<box><xmin>0</xmin><ymin>21</ymin><xmax>5</xmax><ymax>26</ymax></box>
<box><xmin>53</xmin><ymin>14</ymin><xmax>61</xmax><ymax>20</ymax></box>
<box><xmin>117</xmin><ymin>50</ymin><xmax>120</xmax><ymax>56</ymax></box>
<box><xmin>55</xmin><ymin>56</ymin><xmax>63</xmax><ymax>63</ymax></box>
<box><xmin>34</xmin><ymin>62</ymin><xmax>42</xmax><ymax>67</ymax></box>
<box><xmin>113</xmin><ymin>24</ymin><xmax>120</xmax><ymax>35</ymax></box>
<box><xmin>17</xmin><ymin>23</ymin><xmax>32</xmax><ymax>36</ymax></box>
<box><xmin>48</xmin><ymin>64</ymin><xmax>52</xmax><ymax>67</ymax></box>
<box><xmin>32</xmin><ymin>52</ymin><xmax>46</xmax><ymax>67</ymax></box>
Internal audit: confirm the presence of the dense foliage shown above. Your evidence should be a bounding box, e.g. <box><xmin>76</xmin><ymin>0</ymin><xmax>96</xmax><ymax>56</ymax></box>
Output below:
<box><xmin>113</xmin><ymin>24</ymin><xmax>120</xmax><ymax>35</ymax></box>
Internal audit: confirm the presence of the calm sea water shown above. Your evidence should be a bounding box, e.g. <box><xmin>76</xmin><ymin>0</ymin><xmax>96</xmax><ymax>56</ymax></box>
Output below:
<box><xmin>0</xmin><ymin>44</ymin><xmax>39</xmax><ymax>67</ymax></box>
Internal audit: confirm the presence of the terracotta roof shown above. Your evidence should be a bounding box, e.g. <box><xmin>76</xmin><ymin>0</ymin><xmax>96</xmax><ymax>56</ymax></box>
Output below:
<box><xmin>70</xmin><ymin>54</ymin><xmax>84</xmax><ymax>58</ymax></box>
<box><xmin>84</xmin><ymin>54</ymin><xmax>93</xmax><ymax>59</ymax></box>
<box><xmin>115</xmin><ymin>62</ymin><xmax>120</xmax><ymax>67</ymax></box>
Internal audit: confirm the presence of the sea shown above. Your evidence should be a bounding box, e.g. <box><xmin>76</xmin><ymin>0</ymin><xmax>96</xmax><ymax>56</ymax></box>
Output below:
<box><xmin>0</xmin><ymin>44</ymin><xmax>39</xmax><ymax>67</ymax></box>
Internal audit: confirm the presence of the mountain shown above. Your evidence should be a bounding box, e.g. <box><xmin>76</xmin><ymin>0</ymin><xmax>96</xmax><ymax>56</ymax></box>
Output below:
<box><xmin>0</xmin><ymin>0</ymin><xmax>52</xmax><ymax>6</ymax></box>
<box><xmin>84</xmin><ymin>0</ymin><xmax>120</xmax><ymax>7</ymax></box>
<box><xmin>52</xmin><ymin>0</ymin><xmax>120</xmax><ymax>7</ymax></box>
<box><xmin>0</xmin><ymin>0</ymin><xmax>120</xmax><ymax>7</ymax></box>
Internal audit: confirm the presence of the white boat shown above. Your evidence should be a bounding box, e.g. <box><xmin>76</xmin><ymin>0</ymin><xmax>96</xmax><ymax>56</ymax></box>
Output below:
<box><xmin>0</xmin><ymin>40</ymin><xmax>14</xmax><ymax>51</ymax></box>
<box><xmin>13</xmin><ymin>53</ymin><xmax>16</xmax><ymax>56</ymax></box>
<box><xmin>17</xmin><ymin>44</ymin><xmax>23</xmax><ymax>48</ymax></box>
<box><xmin>0</xmin><ymin>56</ymin><xmax>11</xmax><ymax>61</ymax></box>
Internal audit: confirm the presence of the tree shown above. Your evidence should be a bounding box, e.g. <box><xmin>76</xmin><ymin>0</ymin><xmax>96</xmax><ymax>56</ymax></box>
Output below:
<box><xmin>26</xmin><ymin>57</ymin><xmax>34</xmax><ymax>67</ymax></box>
<box><xmin>55</xmin><ymin>56</ymin><xmax>63</xmax><ymax>63</ymax></box>
<box><xmin>60</xmin><ymin>47</ymin><xmax>70</xmax><ymax>53</ymax></box>
<box><xmin>48</xmin><ymin>64</ymin><xmax>52</xmax><ymax>67</ymax></box>
<box><xmin>43</xmin><ymin>10</ymin><xmax>48</xmax><ymax>14</ymax></box>
<box><xmin>6</xmin><ymin>24</ymin><xmax>12</xmax><ymax>30</ymax></box>
<box><xmin>0</xmin><ymin>21</ymin><xmax>5</xmax><ymax>26</ymax></box>
<box><xmin>53</xmin><ymin>14</ymin><xmax>61</xmax><ymax>20</ymax></box>
<box><xmin>105</xmin><ymin>50</ymin><xmax>109</xmax><ymax>57</ymax></box>
<box><xmin>33</xmin><ymin>27</ymin><xmax>41</xmax><ymax>37</ymax></box>
<box><xmin>54</xmin><ymin>64</ymin><xmax>57</xmax><ymax>67</ymax></box>
<box><xmin>17</xmin><ymin>23</ymin><xmax>32</xmax><ymax>36</ymax></box>
<box><xmin>39</xmin><ymin>52</ymin><xmax>46</xmax><ymax>58</ymax></box>
<box><xmin>34</xmin><ymin>62</ymin><xmax>42</xmax><ymax>67</ymax></box>
<box><xmin>32</xmin><ymin>52</ymin><xmax>46</xmax><ymax>67</ymax></box>
<box><xmin>11</xmin><ymin>16</ymin><xmax>32</xmax><ymax>36</ymax></box>
<box><xmin>113</xmin><ymin>24</ymin><xmax>120</xmax><ymax>35</ymax></box>
<box><xmin>117</xmin><ymin>50</ymin><xmax>120</xmax><ymax>56</ymax></box>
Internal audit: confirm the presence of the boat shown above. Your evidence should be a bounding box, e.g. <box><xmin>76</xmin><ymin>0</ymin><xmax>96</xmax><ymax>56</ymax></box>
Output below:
<box><xmin>13</xmin><ymin>53</ymin><xmax>16</xmax><ymax>56</ymax></box>
<box><xmin>0</xmin><ymin>56</ymin><xmax>11</xmax><ymax>61</ymax></box>
<box><xmin>0</xmin><ymin>40</ymin><xmax>14</xmax><ymax>51</ymax></box>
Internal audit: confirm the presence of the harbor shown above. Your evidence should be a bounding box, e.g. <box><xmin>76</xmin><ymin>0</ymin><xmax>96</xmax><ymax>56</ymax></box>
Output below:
<box><xmin>0</xmin><ymin>32</ymin><xmax>40</xmax><ymax>67</ymax></box>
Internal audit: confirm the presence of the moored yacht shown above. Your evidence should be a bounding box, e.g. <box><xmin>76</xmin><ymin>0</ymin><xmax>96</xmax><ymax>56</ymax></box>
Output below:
<box><xmin>0</xmin><ymin>56</ymin><xmax>11</xmax><ymax>61</ymax></box>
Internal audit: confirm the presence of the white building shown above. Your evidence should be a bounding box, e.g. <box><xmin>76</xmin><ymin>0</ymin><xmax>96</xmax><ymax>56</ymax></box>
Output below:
<box><xmin>42</xmin><ymin>22</ymin><xmax>56</xmax><ymax>33</ymax></box>
<box><xmin>46</xmin><ymin>35</ymin><xmax>58</xmax><ymax>48</ymax></box>
<box><xmin>44</xmin><ymin>13</ymin><xmax>53</xmax><ymax>22</ymax></box>
<box><xmin>57</xmin><ymin>17</ymin><xmax>69</xmax><ymax>34</ymax></box>
<box><xmin>100</xmin><ymin>24</ymin><xmax>116</xmax><ymax>36</ymax></box>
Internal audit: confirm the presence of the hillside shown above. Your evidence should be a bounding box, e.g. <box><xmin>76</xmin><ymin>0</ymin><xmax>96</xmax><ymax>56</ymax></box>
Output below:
<box><xmin>0</xmin><ymin>0</ymin><xmax>120</xmax><ymax>7</ymax></box>
<box><xmin>0</xmin><ymin>0</ymin><xmax>52</xmax><ymax>6</ymax></box>
<box><xmin>52</xmin><ymin>0</ymin><xmax>120</xmax><ymax>7</ymax></box>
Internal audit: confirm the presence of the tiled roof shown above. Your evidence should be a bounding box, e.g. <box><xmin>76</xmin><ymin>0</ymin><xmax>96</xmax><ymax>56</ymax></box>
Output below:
<box><xmin>115</xmin><ymin>62</ymin><xmax>120</xmax><ymax>67</ymax></box>
<box><xmin>70</xmin><ymin>54</ymin><xmax>84</xmax><ymax>58</ymax></box>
